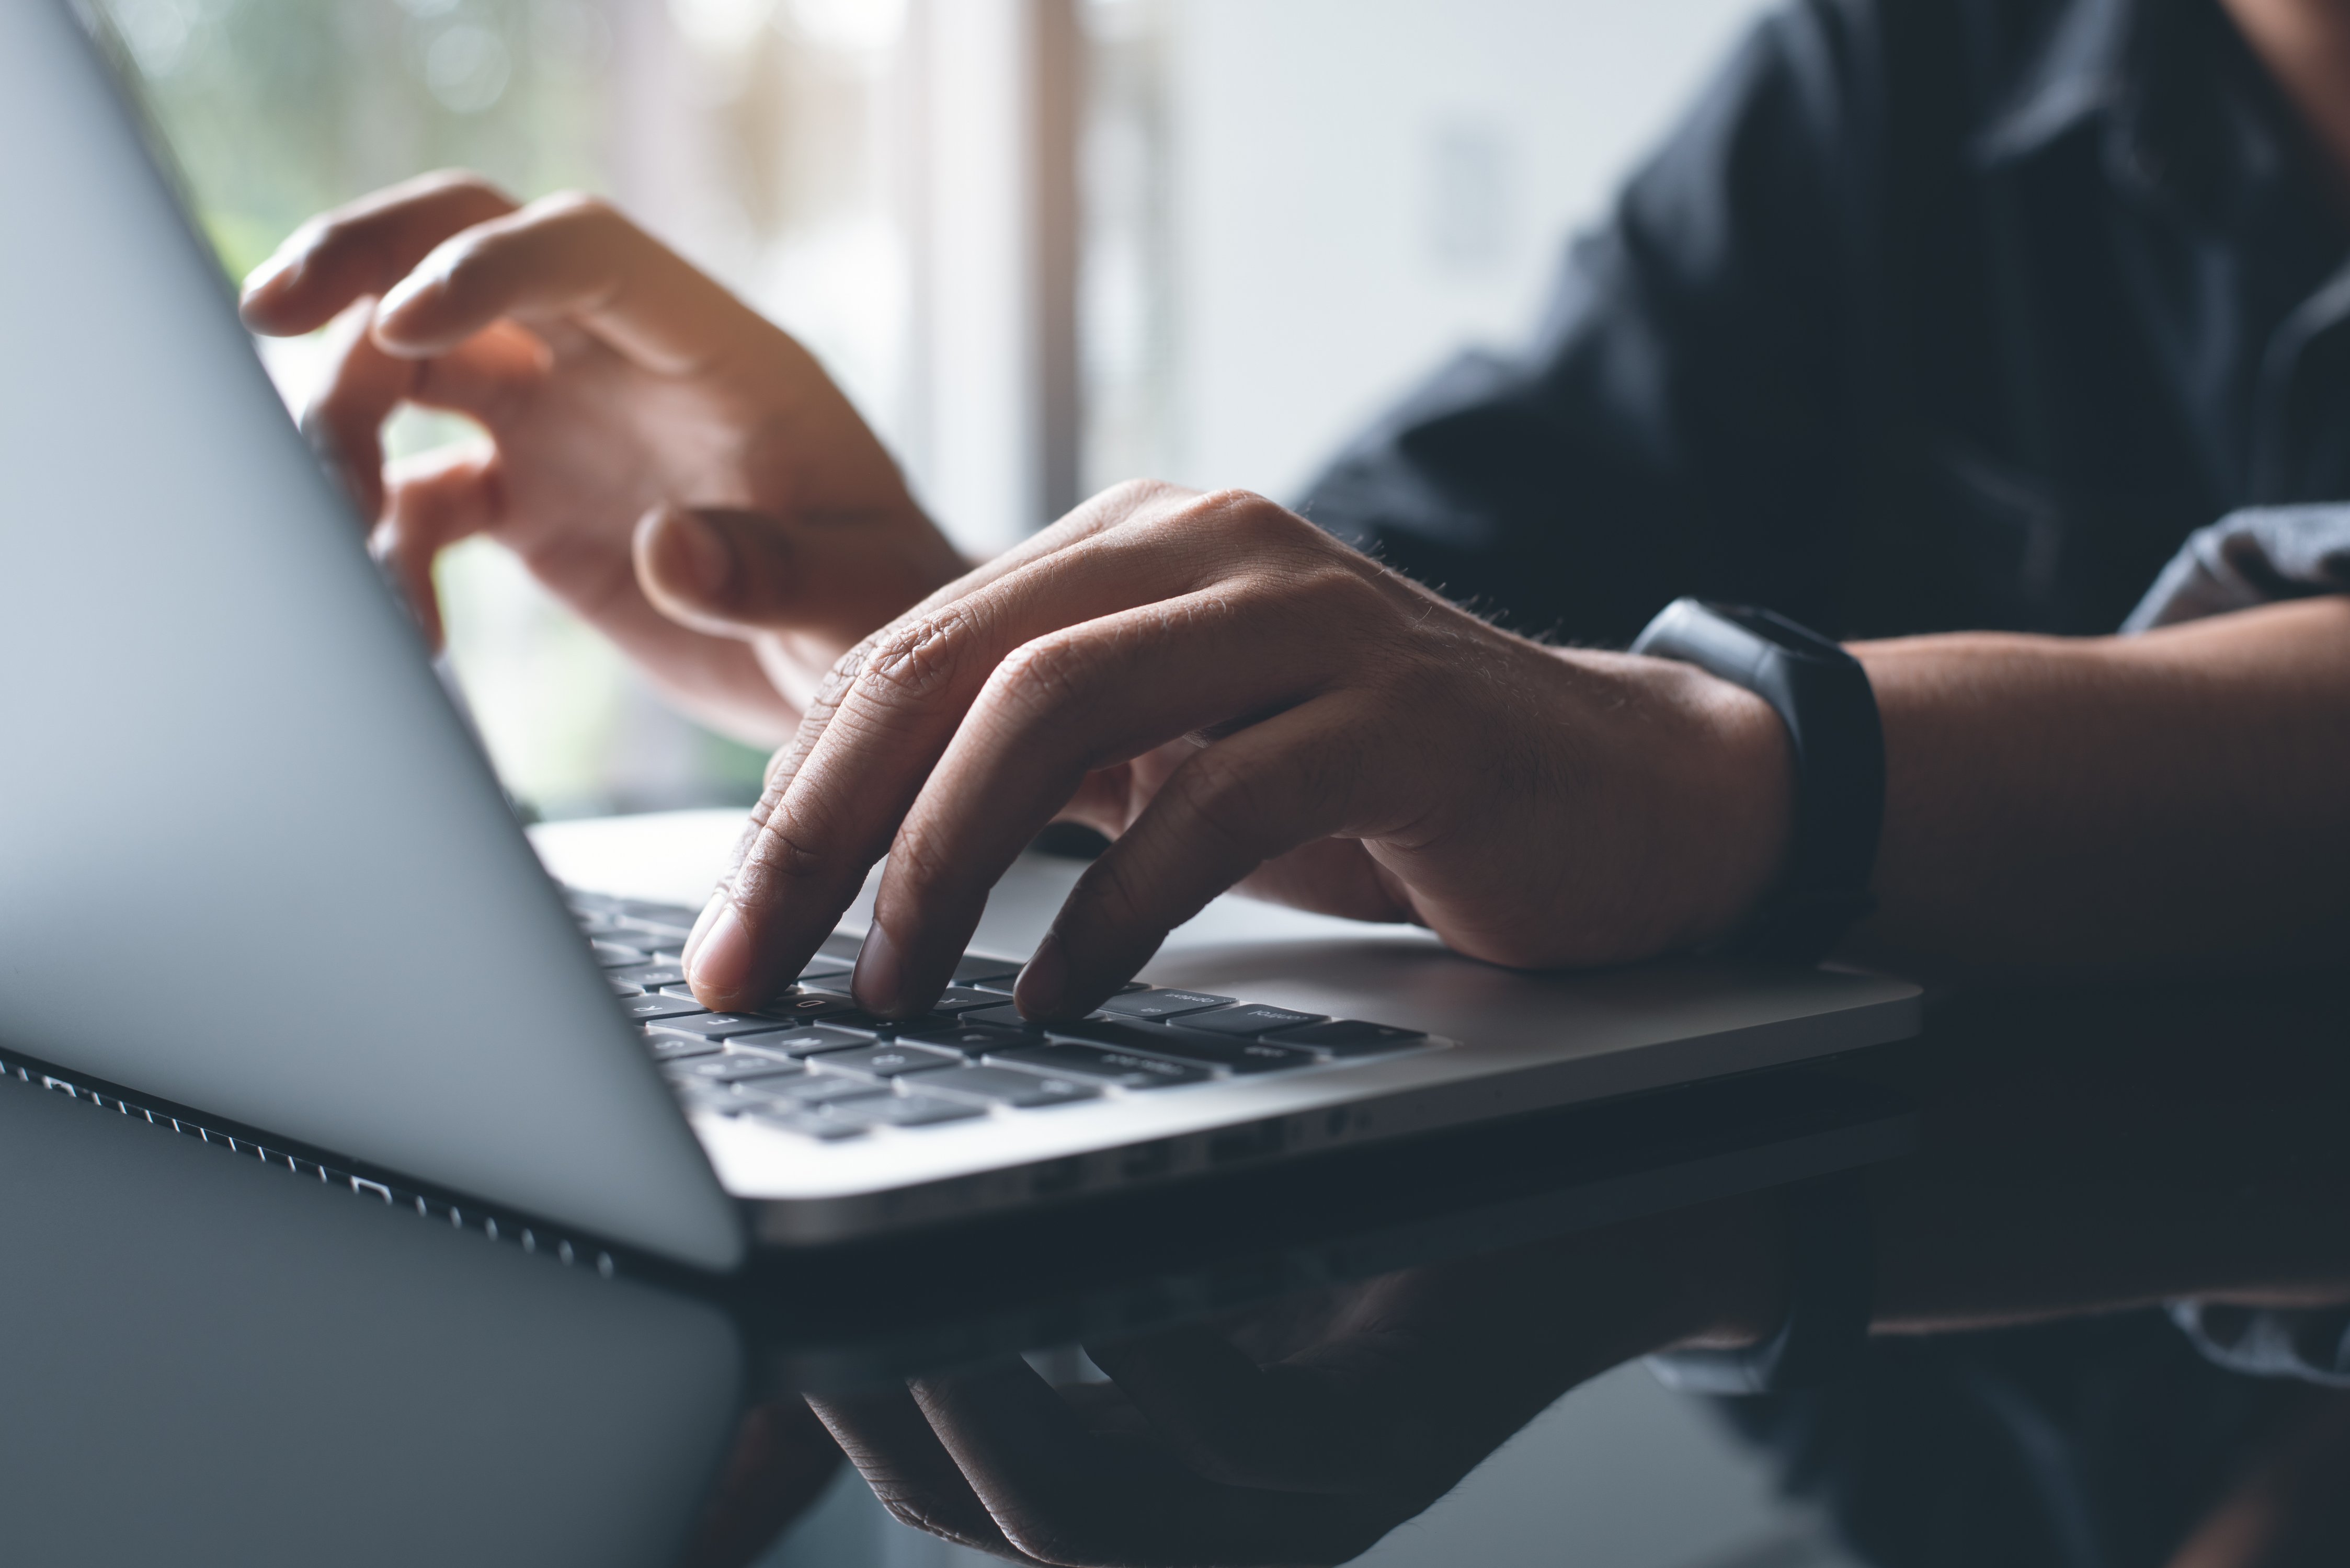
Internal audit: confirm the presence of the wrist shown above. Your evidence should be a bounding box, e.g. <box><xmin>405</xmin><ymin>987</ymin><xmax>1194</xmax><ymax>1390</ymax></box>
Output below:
<box><xmin>1625</xmin><ymin>654</ymin><xmax>1797</xmax><ymax>951</ymax></box>
<box><xmin>1552</xmin><ymin>1191</ymin><xmax>1794</xmax><ymax>1364</ymax></box>
<box><xmin>1650</xmin><ymin>1190</ymin><xmax>1794</xmax><ymax>1352</ymax></box>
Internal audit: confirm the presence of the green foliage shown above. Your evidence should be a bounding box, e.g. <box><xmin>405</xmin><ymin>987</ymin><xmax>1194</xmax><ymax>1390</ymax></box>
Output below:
<box><xmin>97</xmin><ymin>0</ymin><xmax>615</xmax><ymax>274</ymax></box>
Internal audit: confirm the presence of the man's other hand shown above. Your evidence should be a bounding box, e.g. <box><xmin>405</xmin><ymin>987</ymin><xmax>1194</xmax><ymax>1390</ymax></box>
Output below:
<box><xmin>681</xmin><ymin>482</ymin><xmax>1796</xmax><ymax>1016</ymax></box>
<box><xmin>239</xmin><ymin>171</ymin><xmax>966</xmax><ymax>745</ymax></box>
<box><xmin>805</xmin><ymin>1199</ymin><xmax>1782</xmax><ymax>1567</ymax></box>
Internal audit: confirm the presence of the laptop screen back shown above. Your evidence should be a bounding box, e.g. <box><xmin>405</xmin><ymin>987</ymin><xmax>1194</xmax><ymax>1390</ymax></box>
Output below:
<box><xmin>0</xmin><ymin>0</ymin><xmax>742</xmax><ymax>1270</ymax></box>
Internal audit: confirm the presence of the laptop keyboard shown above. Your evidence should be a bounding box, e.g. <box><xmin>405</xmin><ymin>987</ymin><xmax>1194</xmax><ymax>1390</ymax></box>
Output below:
<box><xmin>566</xmin><ymin>889</ymin><xmax>1442</xmax><ymax>1146</ymax></box>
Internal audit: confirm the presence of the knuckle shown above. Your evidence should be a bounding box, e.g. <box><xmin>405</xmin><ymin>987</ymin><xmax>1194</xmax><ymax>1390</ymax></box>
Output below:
<box><xmin>809</xmin><ymin>640</ymin><xmax>872</xmax><ymax>717</ymax></box>
<box><xmin>1194</xmin><ymin>486</ymin><xmax>1294</xmax><ymax>538</ymax></box>
<box><xmin>419</xmin><ymin>168</ymin><xmax>504</xmax><ymax>201</ymax></box>
<box><xmin>1169</xmin><ymin>750</ymin><xmax>1271</xmax><ymax>852</ymax></box>
<box><xmin>531</xmin><ymin>189</ymin><xmax>619</xmax><ymax>230</ymax></box>
<box><xmin>886</xmin><ymin>826</ymin><xmax>956</xmax><ymax>898</ymax></box>
<box><xmin>423</xmin><ymin>172</ymin><xmax>516</xmax><ymax>223</ymax></box>
<box><xmin>1172</xmin><ymin>488</ymin><xmax>1334</xmax><ymax>571</ymax></box>
<box><xmin>1287</xmin><ymin>559</ymin><xmax>1386</xmax><ymax>623</ymax></box>
<box><xmin>853</xmin><ymin>611</ymin><xmax>969</xmax><ymax>710</ymax></box>
<box><xmin>737</xmin><ymin>816</ymin><xmax>827</xmax><ymax>899</ymax></box>
<box><xmin>1096</xmin><ymin>475</ymin><xmax>1189</xmax><ymax>518</ymax></box>
<box><xmin>986</xmin><ymin>632</ymin><xmax>1093</xmax><ymax>717</ymax></box>
<box><xmin>1075</xmin><ymin>850</ymin><xmax>1155</xmax><ymax>936</ymax></box>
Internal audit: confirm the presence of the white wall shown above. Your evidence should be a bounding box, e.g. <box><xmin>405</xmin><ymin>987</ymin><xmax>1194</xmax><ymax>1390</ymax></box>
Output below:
<box><xmin>1159</xmin><ymin>0</ymin><xmax>1769</xmax><ymax>501</ymax></box>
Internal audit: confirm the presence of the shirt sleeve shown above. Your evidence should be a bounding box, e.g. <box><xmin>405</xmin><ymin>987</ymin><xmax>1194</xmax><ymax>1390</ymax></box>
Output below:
<box><xmin>1295</xmin><ymin>0</ymin><xmax>1879</xmax><ymax>644</ymax></box>
<box><xmin>2120</xmin><ymin>504</ymin><xmax>2350</xmax><ymax>631</ymax></box>
<box><xmin>2170</xmin><ymin>1301</ymin><xmax>2350</xmax><ymax>1389</ymax></box>
<box><xmin>2137</xmin><ymin>507</ymin><xmax>2350</xmax><ymax>1386</ymax></box>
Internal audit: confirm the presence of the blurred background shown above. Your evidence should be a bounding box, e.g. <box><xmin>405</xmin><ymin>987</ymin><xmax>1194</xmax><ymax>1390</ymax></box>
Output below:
<box><xmin>96</xmin><ymin>0</ymin><xmax>1763</xmax><ymax>819</ymax></box>
<box><xmin>92</xmin><ymin>3</ymin><xmax>1885</xmax><ymax>1564</ymax></box>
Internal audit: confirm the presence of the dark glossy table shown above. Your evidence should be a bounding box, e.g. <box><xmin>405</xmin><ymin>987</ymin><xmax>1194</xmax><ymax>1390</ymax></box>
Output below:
<box><xmin>0</xmin><ymin>1049</ymin><xmax>1907</xmax><ymax>1568</ymax></box>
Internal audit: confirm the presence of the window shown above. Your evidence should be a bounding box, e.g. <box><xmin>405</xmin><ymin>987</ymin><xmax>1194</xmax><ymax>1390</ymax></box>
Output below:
<box><xmin>97</xmin><ymin>0</ymin><xmax>1760</xmax><ymax>819</ymax></box>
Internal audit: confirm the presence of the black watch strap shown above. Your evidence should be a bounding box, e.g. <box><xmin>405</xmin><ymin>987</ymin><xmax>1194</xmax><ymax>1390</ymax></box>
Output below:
<box><xmin>1645</xmin><ymin>1172</ymin><xmax>1876</xmax><ymax>1395</ymax></box>
<box><xmin>1629</xmin><ymin>599</ymin><xmax>1885</xmax><ymax>964</ymax></box>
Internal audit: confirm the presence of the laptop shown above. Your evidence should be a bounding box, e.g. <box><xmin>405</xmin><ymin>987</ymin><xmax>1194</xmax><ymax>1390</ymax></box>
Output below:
<box><xmin>0</xmin><ymin>0</ymin><xmax>1921</xmax><ymax>1274</ymax></box>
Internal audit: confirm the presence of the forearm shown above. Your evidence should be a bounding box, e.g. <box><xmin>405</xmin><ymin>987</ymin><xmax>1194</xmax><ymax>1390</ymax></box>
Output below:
<box><xmin>1649</xmin><ymin>978</ymin><xmax>2350</xmax><ymax>1352</ymax></box>
<box><xmin>1649</xmin><ymin>1102</ymin><xmax>2350</xmax><ymax>1355</ymax></box>
<box><xmin>1846</xmin><ymin>596</ymin><xmax>2350</xmax><ymax>979</ymax></box>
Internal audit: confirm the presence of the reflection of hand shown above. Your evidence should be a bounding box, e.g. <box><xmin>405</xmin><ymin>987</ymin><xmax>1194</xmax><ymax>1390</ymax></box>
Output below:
<box><xmin>681</xmin><ymin>480</ymin><xmax>1794</xmax><ymax>1015</ymax></box>
<box><xmin>239</xmin><ymin>173</ymin><xmax>966</xmax><ymax>745</ymax></box>
<box><xmin>683</xmin><ymin>1395</ymin><xmax>845</xmax><ymax>1568</ymax></box>
<box><xmin>806</xmin><ymin>1201</ymin><xmax>1784</xmax><ymax>1566</ymax></box>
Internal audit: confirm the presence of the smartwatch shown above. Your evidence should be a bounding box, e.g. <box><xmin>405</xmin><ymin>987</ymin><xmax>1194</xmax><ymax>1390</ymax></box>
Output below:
<box><xmin>1629</xmin><ymin>599</ymin><xmax>1885</xmax><ymax>965</ymax></box>
<box><xmin>1646</xmin><ymin>1172</ymin><xmax>1876</xmax><ymax>1394</ymax></box>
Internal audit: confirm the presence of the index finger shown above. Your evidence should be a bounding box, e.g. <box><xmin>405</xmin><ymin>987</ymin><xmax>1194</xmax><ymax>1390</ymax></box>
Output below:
<box><xmin>238</xmin><ymin>170</ymin><xmax>518</xmax><ymax>335</ymax></box>
<box><xmin>371</xmin><ymin>194</ymin><xmax>770</xmax><ymax>375</ymax></box>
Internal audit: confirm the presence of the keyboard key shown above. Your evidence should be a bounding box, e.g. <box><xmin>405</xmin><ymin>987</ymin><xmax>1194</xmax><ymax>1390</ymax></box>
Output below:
<box><xmin>819</xmin><ymin>931</ymin><xmax>865</xmax><ymax>961</ymax></box>
<box><xmin>1042</xmin><ymin>1016</ymin><xmax>1318</xmax><ymax>1075</ymax></box>
<box><xmin>741</xmin><ymin>1104</ymin><xmax>870</xmax><ymax>1141</ymax></box>
<box><xmin>608</xmin><ymin>977</ymin><xmax>646</xmax><ymax>997</ymax></box>
<box><xmin>952</xmin><ymin>955</ymin><xmax>1022</xmax><ymax>986</ymax></box>
<box><xmin>806</xmin><ymin>1041</ymin><xmax>964</xmax><ymax>1079</ymax></box>
<box><xmin>618</xmin><ymin>899</ymin><xmax>700</xmax><ymax>925</ymax></box>
<box><xmin>957</xmin><ymin>1004</ymin><xmax>1048</xmax><ymax>1032</ymax></box>
<box><xmin>913</xmin><ymin>1066</ymin><xmax>1100</xmax><ymax>1107</ymax></box>
<box><xmin>739</xmin><ymin>1072</ymin><xmax>893</xmax><ymax>1107</ymax></box>
<box><xmin>642</xmin><ymin>1031</ymin><xmax>722</xmax><ymax>1061</ymax></box>
<box><xmin>1100</xmin><ymin>988</ymin><xmax>1234</xmax><ymax>1021</ymax></box>
<box><xmin>797</xmin><ymin>957</ymin><xmax>853</xmax><ymax>982</ymax></box>
<box><xmin>620</xmin><ymin>992</ymin><xmax>708</xmax><ymax>1023</ymax></box>
<box><xmin>669</xmin><ymin>1080</ymin><xmax>748</xmax><ymax>1118</ymax></box>
<box><xmin>612</xmin><ymin>918</ymin><xmax>694</xmax><ymax>946</ymax></box>
<box><xmin>663</xmin><ymin>1052</ymin><xmax>804</xmax><ymax>1085</ymax></box>
<box><xmin>612</xmin><ymin>962</ymin><xmax>690</xmax><ymax>991</ymax></box>
<box><xmin>901</xmin><ymin>1021</ymin><xmax>1041</xmax><ymax>1056</ymax></box>
<box><xmin>928</xmin><ymin>987</ymin><xmax>1015</xmax><ymax>1015</ymax></box>
<box><xmin>833</xmin><ymin>1092</ymin><xmax>987</xmax><ymax>1128</ymax></box>
<box><xmin>817</xmin><ymin>1009</ymin><xmax>963</xmax><ymax>1037</ymax></box>
<box><xmin>588</xmin><ymin>939</ymin><xmax>652</xmax><ymax>967</ymax></box>
<box><xmin>1268</xmin><ymin>1019</ymin><xmax>1432</xmax><ymax>1057</ymax></box>
<box><xmin>985</xmin><ymin>1042</ymin><xmax>1212</xmax><ymax>1089</ymax></box>
<box><xmin>752</xmin><ymin>992</ymin><xmax>863</xmax><ymax>1025</ymax></box>
<box><xmin>722</xmin><ymin>1024</ymin><xmax>872</xmax><ymax>1058</ymax></box>
<box><xmin>1178</xmin><ymin>1003</ymin><xmax>1329</xmax><ymax>1037</ymax></box>
<box><xmin>968</xmin><ymin>973</ymin><xmax>1148</xmax><ymax>997</ymax></box>
<box><xmin>647</xmin><ymin>1011</ymin><xmax>803</xmax><ymax>1040</ymax></box>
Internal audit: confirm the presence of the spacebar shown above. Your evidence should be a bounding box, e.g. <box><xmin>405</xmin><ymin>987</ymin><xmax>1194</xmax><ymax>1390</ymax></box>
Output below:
<box><xmin>1043</xmin><ymin>1017</ymin><xmax>1319</xmax><ymax>1074</ymax></box>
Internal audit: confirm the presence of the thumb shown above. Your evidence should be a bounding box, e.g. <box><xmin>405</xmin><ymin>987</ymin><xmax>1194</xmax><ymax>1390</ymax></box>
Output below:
<box><xmin>633</xmin><ymin>504</ymin><xmax>816</xmax><ymax>639</ymax></box>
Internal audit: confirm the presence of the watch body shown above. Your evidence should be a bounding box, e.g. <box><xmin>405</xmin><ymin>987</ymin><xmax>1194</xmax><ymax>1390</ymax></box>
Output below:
<box><xmin>1629</xmin><ymin>599</ymin><xmax>1885</xmax><ymax>965</ymax></box>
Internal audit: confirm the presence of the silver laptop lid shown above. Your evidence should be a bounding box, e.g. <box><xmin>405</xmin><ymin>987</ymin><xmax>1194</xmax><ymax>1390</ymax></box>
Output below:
<box><xmin>0</xmin><ymin>0</ymin><xmax>742</xmax><ymax>1271</ymax></box>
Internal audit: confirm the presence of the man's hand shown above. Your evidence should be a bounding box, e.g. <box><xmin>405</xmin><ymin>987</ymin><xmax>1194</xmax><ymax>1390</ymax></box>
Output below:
<box><xmin>239</xmin><ymin>171</ymin><xmax>967</xmax><ymax>744</ymax></box>
<box><xmin>804</xmin><ymin>1199</ymin><xmax>1783</xmax><ymax>1567</ymax></box>
<box><xmin>681</xmin><ymin>481</ymin><xmax>1795</xmax><ymax>1015</ymax></box>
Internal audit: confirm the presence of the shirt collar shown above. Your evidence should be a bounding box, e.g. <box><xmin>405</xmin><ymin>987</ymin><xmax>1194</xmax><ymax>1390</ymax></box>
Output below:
<box><xmin>1973</xmin><ymin>0</ymin><xmax>2139</xmax><ymax>166</ymax></box>
<box><xmin>1973</xmin><ymin>0</ymin><xmax>2292</xmax><ymax>226</ymax></box>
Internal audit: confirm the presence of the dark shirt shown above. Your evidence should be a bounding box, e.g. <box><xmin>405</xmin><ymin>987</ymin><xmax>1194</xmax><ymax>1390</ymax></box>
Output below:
<box><xmin>1299</xmin><ymin>0</ymin><xmax>2350</xmax><ymax>642</ymax></box>
<box><xmin>1300</xmin><ymin>0</ymin><xmax>2350</xmax><ymax>1474</ymax></box>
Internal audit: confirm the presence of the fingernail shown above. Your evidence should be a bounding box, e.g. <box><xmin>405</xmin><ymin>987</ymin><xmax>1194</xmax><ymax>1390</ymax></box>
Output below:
<box><xmin>376</xmin><ymin>271</ymin><xmax>427</xmax><ymax>326</ymax></box>
<box><xmin>686</xmin><ymin>899</ymin><xmax>750</xmax><ymax>1000</ymax></box>
<box><xmin>852</xmin><ymin>924</ymin><xmax>904</xmax><ymax>1015</ymax></box>
<box><xmin>1014</xmin><ymin>933</ymin><xmax>1066</xmax><ymax>1019</ymax></box>
<box><xmin>663</xmin><ymin>508</ymin><xmax>737</xmax><ymax>603</ymax></box>
<box><xmin>680</xmin><ymin>891</ymin><xmax>726</xmax><ymax>969</ymax></box>
<box><xmin>239</xmin><ymin>247</ymin><xmax>295</xmax><ymax>304</ymax></box>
